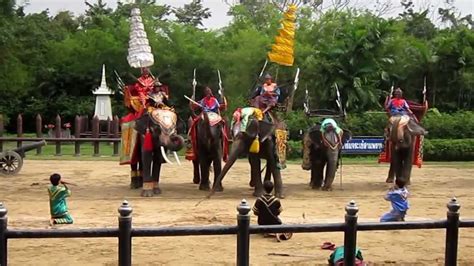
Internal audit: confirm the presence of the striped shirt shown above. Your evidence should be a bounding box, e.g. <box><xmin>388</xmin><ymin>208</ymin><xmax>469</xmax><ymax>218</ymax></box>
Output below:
<box><xmin>252</xmin><ymin>193</ymin><xmax>283</xmax><ymax>225</ymax></box>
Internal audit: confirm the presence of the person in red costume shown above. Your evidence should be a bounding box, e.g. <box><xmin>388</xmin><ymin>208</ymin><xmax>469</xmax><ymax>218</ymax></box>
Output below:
<box><xmin>190</xmin><ymin>87</ymin><xmax>224</xmax><ymax>114</ymax></box>
<box><xmin>135</xmin><ymin>67</ymin><xmax>155</xmax><ymax>108</ymax></box>
<box><xmin>384</xmin><ymin>88</ymin><xmax>416</xmax><ymax>120</ymax></box>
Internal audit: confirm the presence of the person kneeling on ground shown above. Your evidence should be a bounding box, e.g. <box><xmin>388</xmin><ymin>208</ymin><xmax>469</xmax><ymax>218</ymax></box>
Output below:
<box><xmin>380</xmin><ymin>178</ymin><xmax>409</xmax><ymax>222</ymax></box>
<box><xmin>252</xmin><ymin>180</ymin><xmax>292</xmax><ymax>241</ymax></box>
<box><xmin>48</xmin><ymin>173</ymin><xmax>73</xmax><ymax>225</ymax></box>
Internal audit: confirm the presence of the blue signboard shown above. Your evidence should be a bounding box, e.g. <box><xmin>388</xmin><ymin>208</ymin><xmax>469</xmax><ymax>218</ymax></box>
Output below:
<box><xmin>341</xmin><ymin>137</ymin><xmax>384</xmax><ymax>154</ymax></box>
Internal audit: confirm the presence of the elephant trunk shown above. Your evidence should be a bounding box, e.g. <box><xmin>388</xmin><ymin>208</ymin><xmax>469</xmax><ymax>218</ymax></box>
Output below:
<box><xmin>211</xmin><ymin>138</ymin><xmax>245</xmax><ymax>192</ymax></box>
<box><xmin>161</xmin><ymin>134</ymin><xmax>185</xmax><ymax>151</ymax></box>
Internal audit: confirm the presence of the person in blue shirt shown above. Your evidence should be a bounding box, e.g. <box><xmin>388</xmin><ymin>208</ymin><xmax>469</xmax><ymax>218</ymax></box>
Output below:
<box><xmin>380</xmin><ymin>178</ymin><xmax>409</xmax><ymax>222</ymax></box>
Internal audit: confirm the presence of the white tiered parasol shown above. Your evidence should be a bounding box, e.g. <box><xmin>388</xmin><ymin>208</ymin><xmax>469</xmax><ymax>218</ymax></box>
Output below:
<box><xmin>127</xmin><ymin>7</ymin><xmax>154</xmax><ymax>68</ymax></box>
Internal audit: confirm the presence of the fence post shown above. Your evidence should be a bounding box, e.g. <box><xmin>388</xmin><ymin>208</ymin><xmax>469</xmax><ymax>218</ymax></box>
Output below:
<box><xmin>55</xmin><ymin>115</ymin><xmax>62</xmax><ymax>156</ymax></box>
<box><xmin>118</xmin><ymin>200</ymin><xmax>132</xmax><ymax>266</ymax></box>
<box><xmin>35</xmin><ymin>114</ymin><xmax>43</xmax><ymax>155</ymax></box>
<box><xmin>0</xmin><ymin>202</ymin><xmax>8</xmax><ymax>266</ymax></box>
<box><xmin>0</xmin><ymin>114</ymin><xmax>4</xmax><ymax>153</ymax></box>
<box><xmin>16</xmin><ymin>114</ymin><xmax>23</xmax><ymax>148</ymax></box>
<box><xmin>112</xmin><ymin>115</ymin><xmax>120</xmax><ymax>156</ymax></box>
<box><xmin>74</xmin><ymin>116</ymin><xmax>81</xmax><ymax>157</ymax></box>
<box><xmin>92</xmin><ymin>116</ymin><xmax>100</xmax><ymax>157</ymax></box>
<box><xmin>445</xmin><ymin>197</ymin><xmax>460</xmax><ymax>266</ymax></box>
<box><xmin>344</xmin><ymin>200</ymin><xmax>359</xmax><ymax>266</ymax></box>
<box><xmin>236</xmin><ymin>199</ymin><xmax>251</xmax><ymax>266</ymax></box>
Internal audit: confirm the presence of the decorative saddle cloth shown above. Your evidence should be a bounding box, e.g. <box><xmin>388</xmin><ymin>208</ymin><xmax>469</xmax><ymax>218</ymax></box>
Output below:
<box><xmin>120</xmin><ymin>120</ymin><xmax>139</xmax><ymax>165</ymax></box>
<box><xmin>204</xmin><ymin>111</ymin><xmax>223</xmax><ymax>127</ymax></box>
<box><xmin>150</xmin><ymin>108</ymin><xmax>177</xmax><ymax>135</ymax></box>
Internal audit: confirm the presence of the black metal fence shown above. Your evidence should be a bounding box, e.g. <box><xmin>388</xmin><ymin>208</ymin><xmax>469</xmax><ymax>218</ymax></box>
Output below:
<box><xmin>0</xmin><ymin>198</ymin><xmax>473</xmax><ymax>266</ymax></box>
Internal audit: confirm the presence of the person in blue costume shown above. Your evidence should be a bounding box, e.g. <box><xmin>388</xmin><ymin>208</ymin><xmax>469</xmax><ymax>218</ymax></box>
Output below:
<box><xmin>380</xmin><ymin>178</ymin><xmax>409</xmax><ymax>222</ymax></box>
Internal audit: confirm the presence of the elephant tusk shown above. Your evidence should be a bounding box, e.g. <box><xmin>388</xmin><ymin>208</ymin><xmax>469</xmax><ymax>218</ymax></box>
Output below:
<box><xmin>173</xmin><ymin>151</ymin><xmax>181</xmax><ymax>165</ymax></box>
<box><xmin>161</xmin><ymin>146</ymin><xmax>174</xmax><ymax>165</ymax></box>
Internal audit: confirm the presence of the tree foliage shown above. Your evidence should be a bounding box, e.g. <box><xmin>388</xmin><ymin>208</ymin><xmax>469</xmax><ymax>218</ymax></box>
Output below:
<box><xmin>0</xmin><ymin>0</ymin><xmax>473</xmax><ymax>130</ymax></box>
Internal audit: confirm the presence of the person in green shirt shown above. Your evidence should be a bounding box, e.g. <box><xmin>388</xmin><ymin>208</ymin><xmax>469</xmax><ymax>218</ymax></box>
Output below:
<box><xmin>48</xmin><ymin>173</ymin><xmax>73</xmax><ymax>225</ymax></box>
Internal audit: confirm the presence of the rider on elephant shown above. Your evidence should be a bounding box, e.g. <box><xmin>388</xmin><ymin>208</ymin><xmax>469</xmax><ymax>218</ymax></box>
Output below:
<box><xmin>186</xmin><ymin>87</ymin><xmax>229</xmax><ymax>162</ymax></box>
<box><xmin>250</xmin><ymin>73</ymin><xmax>281</xmax><ymax>116</ymax></box>
<box><xmin>384</xmin><ymin>88</ymin><xmax>417</xmax><ymax>142</ymax></box>
<box><xmin>147</xmin><ymin>79</ymin><xmax>171</xmax><ymax>110</ymax></box>
<box><xmin>190</xmin><ymin>87</ymin><xmax>225</xmax><ymax>114</ymax></box>
<box><xmin>135</xmin><ymin>67</ymin><xmax>155</xmax><ymax>107</ymax></box>
<box><xmin>249</xmin><ymin>73</ymin><xmax>287</xmax><ymax>169</ymax></box>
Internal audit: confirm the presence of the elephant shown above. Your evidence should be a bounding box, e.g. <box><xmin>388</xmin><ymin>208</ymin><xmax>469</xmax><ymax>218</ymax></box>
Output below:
<box><xmin>385</xmin><ymin>116</ymin><xmax>426</xmax><ymax>184</ymax></box>
<box><xmin>190</xmin><ymin>112</ymin><xmax>227</xmax><ymax>191</ymax></box>
<box><xmin>302</xmin><ymin>119</ymin><xmax>351</xmax><ymax>191</ymax></box>
<box><xmin>134</xmin><ymin>108</ymin><xmax>185</xmax><ymax>197</ymax></box>
<box><xmin>211</xmin><ymin>110</ymin><xmax>284</xmax><ymax>198</ymax></box>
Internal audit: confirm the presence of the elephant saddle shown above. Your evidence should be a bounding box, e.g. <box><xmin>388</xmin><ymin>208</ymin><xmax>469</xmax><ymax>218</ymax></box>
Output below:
<box><xmin>150</xmin><ymin>108</ymin><xmax>177</xmax><ymax>135</ymax></box>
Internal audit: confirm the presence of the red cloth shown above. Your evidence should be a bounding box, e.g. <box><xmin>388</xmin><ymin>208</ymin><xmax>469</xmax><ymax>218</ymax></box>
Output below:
<box><xmin>186</xmin><ymin>115</ymin><xmax>229</xmax><ymax>162</ymax></box>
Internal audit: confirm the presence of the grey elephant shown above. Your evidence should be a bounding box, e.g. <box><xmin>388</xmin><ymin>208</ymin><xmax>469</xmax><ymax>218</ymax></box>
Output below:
<box><xmin>211</xmin><ymin>107</ymin><xmax>284</xmax><ymax>198</ymax></box>
<box><xmin>188</xmin><ymin>111</ymin><xmax>228</xmax><ymax>191</ymax></box>
<box><xmin>385</xmin><ymin>116</ymin><xmax>426</xmax><ymax>184</ymax></box>
<box><xmin>134</xmin><ymin>109</ymin><xmax>185</xmax><ymax>197</ymax></box>
<box><xmin>301</xmin><ymin>118</ymin><xmax>351</xmax><ymax>191</ymax></box>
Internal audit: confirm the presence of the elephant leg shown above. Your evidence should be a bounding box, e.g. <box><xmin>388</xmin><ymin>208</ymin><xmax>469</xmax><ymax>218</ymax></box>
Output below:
<box><xmin>130</xmin><ymin>163</ymin><xmax>140</xmax><ymax>189</ymax></box>
<box><xmin>141</xmin><ymin>147</ymin><xmax>154</xmax><ymax>197</ymax></box>
<box><xmin>322</xmin><ymin>153</ymin><xmax>338</xmax><ymax>191</ymax></box>
<box><xmin>248</xmin><ymin>158</ymin><xmax>255</xmax><ymax>188</ymax></box>
<box><xmin>151</xmin><ymin>150</ymin><xmax>162</xmax><ymax>195</ymax></box>
<box><xmin>310</xmin><ymin>160</ymin><xmax>324</xmax><ymax>189</ymax></box>
<box><xmin>192</xmin><ymin>159</ymin><xmax>200</xmax><ymax>184</ymax></box>
<box><xmin>264</xmin><ymin>165</ymin><xmax>272</xmax><ymax>183</ymax></box>
<box><xmin>199</xmin><ymin>157</ymin><xmax>211</xmax><ymax>191</ymax></box>
<box><xmin>212</xmin><ymin>156</ymin><xmax>222</xmax><ymax>191</ymax></box>
<box><xmin>249</xmin><ymin>155</ymin><xmax>263</xmax><ymax>197</ymax></box>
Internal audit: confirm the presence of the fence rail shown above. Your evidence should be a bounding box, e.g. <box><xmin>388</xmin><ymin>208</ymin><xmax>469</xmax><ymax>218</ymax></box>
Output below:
<box><xmin>0</xmin><ymin>198</ymin><xmax>473</xmax><ymax>266</ymax></box>
<box><xmin>0</xmin><ymin>114</ymin><xmax>120</xmax><ymax>157</ymax></box>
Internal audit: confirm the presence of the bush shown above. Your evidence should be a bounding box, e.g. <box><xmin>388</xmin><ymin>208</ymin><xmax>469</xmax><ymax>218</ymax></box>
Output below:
<box><xmin>286</xmin><ymin>138</ymin><xmax>474</xmax><ymax>162</ymax></box>
<box><xmin>424</xmin><ymin>139</ymin><xmax>474</xmax><ymax>161</ymax></box>
<box><xmin>284</xmin><ymin>110</ymin><xmax>474</xmax><ymax>140</ymax></box>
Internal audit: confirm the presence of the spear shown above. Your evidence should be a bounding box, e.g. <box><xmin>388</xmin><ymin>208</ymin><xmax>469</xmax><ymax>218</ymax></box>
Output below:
<box><xmin>423</xmin><ymin>76</ymin><xmax>427</xmax><ymax>103</ymax></box>
<box><xmin>217</xmin><ymin>69</ymin><xmax>224</xmax><ymax>98</ymax></box>
<box><xmin>184</xmin><ymin>95</ymin><xmax>204</xmax><ymax>109</ymax></box>
<box><xmin>192</xmin><ymin>68</ymin><xmax>197</xmax><ymax>100</ymax></box>
<box><xmin>303</xmin><ymin>85</ymin><xmax>310</xmax><ymax>114</ymax></box>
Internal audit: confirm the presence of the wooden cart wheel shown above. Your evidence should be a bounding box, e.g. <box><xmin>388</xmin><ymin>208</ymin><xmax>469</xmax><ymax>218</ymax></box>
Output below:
<box><xmin>0</xmin><ymin>151</ymin><xmax>23</xmax><ymax>176</ymax></box>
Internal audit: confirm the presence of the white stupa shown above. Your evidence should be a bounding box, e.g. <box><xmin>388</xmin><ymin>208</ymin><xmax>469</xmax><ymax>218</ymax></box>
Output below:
<box><xmin>93</xmin><ymin>64</ymin><xmax>114</xmax><ymax>121</ymax></box>
<box><xmin>127</xmin><ymin>7</ymin><xmax>154</xmax><ymax>68</ymax></box>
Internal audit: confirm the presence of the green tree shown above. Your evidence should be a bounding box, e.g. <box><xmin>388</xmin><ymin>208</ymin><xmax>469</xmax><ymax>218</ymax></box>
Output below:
<box><xmin>173</xmin><ymin>0</ymin><xmax>211</xmax><ymax>28</ymax></box>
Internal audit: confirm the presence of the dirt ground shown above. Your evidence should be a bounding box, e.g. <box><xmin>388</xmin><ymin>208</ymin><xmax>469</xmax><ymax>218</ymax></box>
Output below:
<box><xmin>0</xmin><ymin>159</ymin><xmax>473</xmax><ymax>265</ymax></box>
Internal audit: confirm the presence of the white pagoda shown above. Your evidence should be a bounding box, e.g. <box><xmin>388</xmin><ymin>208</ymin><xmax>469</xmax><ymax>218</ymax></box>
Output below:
<box><xmin>93</xmin><ymin>64</ymin><xmax>114</xmax><ymax>121</ymax></box>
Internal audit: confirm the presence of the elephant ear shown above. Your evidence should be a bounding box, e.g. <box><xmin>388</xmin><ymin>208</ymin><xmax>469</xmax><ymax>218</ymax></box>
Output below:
<box><xmin>342</xmin><ymin>129</ymin><xmax>352</xmax><ymax>144</ymax></box>
<box><xmin>258</xmin><ymin>120</ymin><xmax>275</xmax><ymax>142</ymax></box>
<box><xmin>407</xmin><ymin>120</ymin><xmax>427</xmax><ymax>136</ymax></box>
<box><xmin>308</xmin><ymin>127</ymin><xmax>322</xmax><ymax>147</ymax></box>
<box><xmin>134</xmin><ymin>114</ymin><xmax>150</xmax><ymax>135</ymax></box>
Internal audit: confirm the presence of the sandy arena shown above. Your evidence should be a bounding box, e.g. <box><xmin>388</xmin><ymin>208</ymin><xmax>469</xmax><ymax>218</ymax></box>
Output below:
<box><xmin>0</xmin><ymin>159</ymin><xmax>473</xmax><ymax>265</ymax></box>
